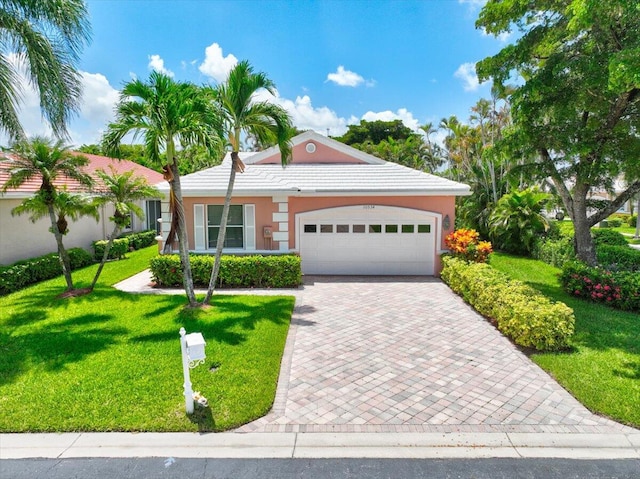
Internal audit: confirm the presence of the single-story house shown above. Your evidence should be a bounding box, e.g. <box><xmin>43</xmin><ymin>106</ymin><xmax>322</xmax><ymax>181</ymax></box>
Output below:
<box><xmin>0</xmin><ymin>152</ymin><xmax>164</xmax><ymax>265</ymax></box>
<box><xmin>157</xmin><ymin>131</ymin><xmax>470</xmax><ymax>276</ymax></box>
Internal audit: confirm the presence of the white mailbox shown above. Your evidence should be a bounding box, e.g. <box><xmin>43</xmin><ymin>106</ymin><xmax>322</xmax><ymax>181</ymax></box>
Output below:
<box><xmin>185</xmin><ymin>332</ymin><xmax>206</xmax><ymax>364</ymax></box>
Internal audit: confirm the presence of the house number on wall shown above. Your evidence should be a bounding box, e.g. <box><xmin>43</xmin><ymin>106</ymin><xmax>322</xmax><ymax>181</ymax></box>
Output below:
<box><xmin>363</xmin><ymin>205</ymin><xmax>376</xmax><ymax>210</ymax></box>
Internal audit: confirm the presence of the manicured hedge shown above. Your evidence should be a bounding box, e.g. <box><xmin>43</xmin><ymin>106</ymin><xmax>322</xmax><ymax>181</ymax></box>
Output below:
<box><xmin>441</xmin><ymin>256</ymin><xmax>575</xmax><ymax>351</ymax></box>
<box><xmin>560</xmin><ymin>261</ymin><xmax>640</xmax><ymax>312</ymax></box>
<box><xmin>93</xmin><ymin>238</ymin><xmax>130</xmax><ymax>260</ymax></box>
<box><xmin>0</xmin><ymin>248</ymin><xmax>94</xmax><ymax>295</ymax></box>
<box><xmin>592</xmin><ymin>228</ymin><xmax>628</xmax><ymax>247</ymax></box>
<box><xmin>596</xmin><ymin>244</ymin><xmax>640</xmax><ymax>272</ymax></box>
<box><xmin>150</xmin><ymin>254</ymin><xmax>302</xmax><ymax>289</ymax></box>
<box><xmin>531</xmin><ymin>236</ymin><xmax>575</xmax><ymax>269</ymax></box>
<box><xmin>118</xmin><ymin>230</ymin><xmax>157</xmax><ymax>250</ymax></box>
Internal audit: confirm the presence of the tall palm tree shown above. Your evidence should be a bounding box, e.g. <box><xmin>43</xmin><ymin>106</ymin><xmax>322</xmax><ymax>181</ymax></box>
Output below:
<box><xmin>202</xmin><ymin>61</ymin><xmax>294</xmax><ymax>305</ymax></box>
<box><xmin>1</xmin><ymin>137</ymin><xmax>95</xmax><ymax>290</ymax></box>
<box><xmin>89</xmin><ymin>167</ymin><xmax>161</xmax><ymax>290</ymax></box>
<box><xmin>102</xmin><ymin>72</ymin><xmax>222</xmax><ymax>307</ymax></box>
<box><xmin>0</xmin><ymin>0</ymin><xmax>91</xmax><ymax>140</ymax></box>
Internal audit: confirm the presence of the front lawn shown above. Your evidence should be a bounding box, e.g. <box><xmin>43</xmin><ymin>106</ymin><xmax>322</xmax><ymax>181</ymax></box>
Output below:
<box><xmin>0</xmin><ymin>246</ymin><xmax>295</xmax><ymax>432</ymax></box>
<box><xmin>490</xmin><ymin>253</ymin><xmax>640</xmax><ymax>429</ymax></box>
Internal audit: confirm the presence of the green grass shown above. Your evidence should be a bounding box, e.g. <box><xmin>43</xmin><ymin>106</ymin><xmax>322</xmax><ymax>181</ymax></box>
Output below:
<box><xmin>0</xmin><ymin>246</ymin><xmax>295</xmax><ymax>432</ymax></box>
<box><xmin>489</xmin><ymin>253</ymin><xmax>640</xmax><ymax>428</ymax></box>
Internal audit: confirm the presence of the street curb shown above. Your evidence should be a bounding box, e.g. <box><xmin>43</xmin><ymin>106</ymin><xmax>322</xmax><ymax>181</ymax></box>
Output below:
<box><xmin>2</xmin><ymin>432</ymin><xmax>639</xmax><ymax>460</ymax></box>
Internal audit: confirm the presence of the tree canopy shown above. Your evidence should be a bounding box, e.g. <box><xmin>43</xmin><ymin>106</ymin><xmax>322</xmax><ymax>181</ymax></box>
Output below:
<box><xmin>476</xmin><ymin>0</ymin><xmax>640</xmax><ymax>265</ymax></box>
<box><xmin>0</xmin><ymin>0</ymin><xmax>91</xmax><ymax>140</ymax></box>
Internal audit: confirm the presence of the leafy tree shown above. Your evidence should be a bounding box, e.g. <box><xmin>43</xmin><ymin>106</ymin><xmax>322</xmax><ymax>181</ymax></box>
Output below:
<box><xmin>1</xmin><ymin>137</ymin><xmax>95</xmax><ymax>291</ymax></box>
<box><xmin>335</xmin><ymin>119</ymin><xmax>414</xmax><ymax>145</ymax></box>
<box><xmin>0</xmin><ymin>0</ymin><xmax>91</xmax><ymax>140</ymax></box>
<box><xmin>103</xmin><ymin>72</ymin><xmax>222</xmax><ymax>307</ymax></box>
<box><xmin>488</xmin><ymin>188</ymin><xmax>550</xmax><ymax>255</ymax></box>
<box><xmin>89</xmin><ymin>167</ymin><xmax>161</xmax><ymax>290</ymax></box>
<box><xmin>477</xmin><ymin>0</ymin><xmax>640</xmax><ymax>266</ymax></box>
<box><xmin>202</xmin><ymin>60</ymin><xmax>294</xmax><ymax>305</ymax></box>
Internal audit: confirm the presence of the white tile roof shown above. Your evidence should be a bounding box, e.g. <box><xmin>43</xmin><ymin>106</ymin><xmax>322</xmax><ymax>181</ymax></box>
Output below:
<box><xmin>158</xmin><ymin>157</ymin><xmax>470</xmax><ymax>197</ymax></box>
<box><xmin>157</xmin><ymin>132</ymin><xmax>470</xmax><ymax>197</ymax></box>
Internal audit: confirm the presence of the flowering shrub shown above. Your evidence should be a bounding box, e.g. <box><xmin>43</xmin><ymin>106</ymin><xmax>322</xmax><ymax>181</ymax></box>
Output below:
<box><xmin>560</xmin><ymin>261</ymin><xmax>640</xmax><ymax>312</ymax></box>
<box><xmin>445</xmin><ymin>228</ymin><xmax>493</xmax><ymax>263</ymax></box>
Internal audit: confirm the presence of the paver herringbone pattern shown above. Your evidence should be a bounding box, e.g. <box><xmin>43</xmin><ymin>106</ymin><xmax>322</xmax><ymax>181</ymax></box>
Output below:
<box><xmin>235</xmin><ymin>277</ymin><xmax>634</xmax><ymax>434</ymax></box>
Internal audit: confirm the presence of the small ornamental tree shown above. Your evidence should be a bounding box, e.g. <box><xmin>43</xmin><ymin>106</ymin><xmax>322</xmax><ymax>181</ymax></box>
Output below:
<box><xmin>445</xmin><ymin>228</ymin><xmax>493</xmax><ymax>263</ymax></box>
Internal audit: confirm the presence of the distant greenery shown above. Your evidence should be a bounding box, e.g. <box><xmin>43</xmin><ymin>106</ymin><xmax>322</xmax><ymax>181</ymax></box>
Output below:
<box><xmin>490</xmin><ymin>253</ymin><xmax>640</xmax><ymax>428</ymax></box>
<box><xmin>0</xmin><ymin>246</ymin><xmax>295</xmax><ymax>432</ymax></box>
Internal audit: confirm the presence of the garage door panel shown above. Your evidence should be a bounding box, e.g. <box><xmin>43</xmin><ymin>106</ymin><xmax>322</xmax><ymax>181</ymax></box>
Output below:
<box><xmin>298</xmin><ymin>206</ymin><xmax>436</xmax><ymax>276</ymax></box>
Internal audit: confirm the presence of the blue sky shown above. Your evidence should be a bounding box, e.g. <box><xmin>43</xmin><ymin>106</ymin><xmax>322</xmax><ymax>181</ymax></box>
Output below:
<box><xmin>9</xmin><ymin>0</ymin><xmax>510</xmax><ymax>147</ymax></box>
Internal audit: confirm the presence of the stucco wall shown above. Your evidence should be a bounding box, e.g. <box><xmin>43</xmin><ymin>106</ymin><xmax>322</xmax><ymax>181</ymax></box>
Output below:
<box><xmin>0</xmin><ymin>199</ymin><xmax>148</xmax><ymax>265</ymax></box>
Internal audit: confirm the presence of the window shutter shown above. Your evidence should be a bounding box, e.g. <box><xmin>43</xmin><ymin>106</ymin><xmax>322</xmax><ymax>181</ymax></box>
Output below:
<box><xmin>194</xmin><ymin>204</ymin><xmax>205</xmax><ymax>250</ymax></box>
<box><xmin>244</xmin><ymin>204</ymin><xmax>256</xmax><ymax>250</ymax></box>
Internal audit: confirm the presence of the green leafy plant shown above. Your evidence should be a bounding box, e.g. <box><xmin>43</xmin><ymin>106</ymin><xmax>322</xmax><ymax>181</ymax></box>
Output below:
<box><xmin>150</xmin><ymin>254</ymin><xmax>302</xmax><ymax>289</ymax></box>
<box><xmin>92</xmin><ymin>238</ymin><xmax>129</xmax><ymax>261</ymax></box>
<box><xmin>0</xmin><ymin>248</ymin><xmax>94</xmax><ymax>295</ymax></box>
<box><xmin>592</xmin><ymin>228</ymin><xmax>629</xmax><ymax>247</ymax></box>
<box><xmin>596</xmin><ymin>245</ymin><xmax>640</xmax><ymax>272</ymax></box>
<box><xmin>488</xmin><ymin>188</ymin><xmax>550</xmax><ymax>255</ymax></box>
<box><xmin>118</xmin><ymin>230</ymin><xmax>158</xmax><ymax>250</ymax></box>
<box><xmin>441</xmin><ymin>256</ymin><xmax>575</xmax><ymax>351</ymax></box>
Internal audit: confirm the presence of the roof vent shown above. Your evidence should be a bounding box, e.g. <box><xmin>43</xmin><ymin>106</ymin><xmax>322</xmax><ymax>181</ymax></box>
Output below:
<box><xmin>305</xmin><ymin>142</ymin><xmax>316</xmax><ymax>153</ymax></box>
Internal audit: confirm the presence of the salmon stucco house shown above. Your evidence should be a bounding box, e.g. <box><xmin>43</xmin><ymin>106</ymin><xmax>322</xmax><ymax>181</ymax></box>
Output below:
<box><xmin>157</xmin><ymin>131</ymin><xmax>470</xmax><ymax>276</ymax></box>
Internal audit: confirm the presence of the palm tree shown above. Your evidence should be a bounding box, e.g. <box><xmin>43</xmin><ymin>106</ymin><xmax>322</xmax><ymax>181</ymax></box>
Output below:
<box><xmin>202</xmin><ymin>61</ymin><xmax>294</xmax><ymax>305</ymax></box>
<box><xmin>0</xmin><ymin>0</ymin><xmax>91</xmax><ymax>140</ymax></box>
<box><xmin>89</xmin><ymin>167</ymin><xmax>161</xmax><ymax>290</ymax></box>
<box><xmin>1</xmin><ymin>137</ymin><xmax>95</xmax><ymax>290</ymax></box>
<box><xmin>102</xmin><ymin>72</ymin><xmax>222</xmax><ymax>307</ymax></box>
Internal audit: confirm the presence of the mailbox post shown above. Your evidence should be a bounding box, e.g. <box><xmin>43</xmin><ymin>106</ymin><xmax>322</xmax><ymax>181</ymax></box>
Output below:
<box><xmin>179</xmin><ymin>327</ymin><xmax>206</xmax><ymax>414</ymax></box>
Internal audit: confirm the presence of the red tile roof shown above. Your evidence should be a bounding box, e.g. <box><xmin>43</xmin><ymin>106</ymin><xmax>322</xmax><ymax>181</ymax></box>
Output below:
<box><xmin>0</xmin><ymin>152</ymin><xmax>164</xmax><ymax>196</ymax></box>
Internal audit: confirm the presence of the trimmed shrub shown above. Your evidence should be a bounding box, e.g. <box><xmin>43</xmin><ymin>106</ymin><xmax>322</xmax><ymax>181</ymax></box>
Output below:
<box><xmin>596</xmin><ymin>245</ymin><xmax>640</xmax><ymax>272</ymax></box>
<box><xmin>93</xmin><ymin>238</ymin><xmax>130</xmax><ymax>260</ymax></box>
<box><xmin>561</xmin><ymin>261</ymin><xmax>640</xmax><ymax>312</ymax></box>
<box><xmin>441</xmin><ymin>256</ymin><xmax>575</xmax><ymax>351</ymax></box>
<box><xmin>150</xmin><ymin>254</ymin><xmax>302</xmax><ymax>289</ymax></box>
<box><xmin>531</xmin><ymin>236</ymin><xmax>576</xmax><ymax>269</ymax></box>
<box><xmin>592</xmin><ymin>228</ymin><xmax>628</xmax><ymax>247</ymax></box>
<box><xmin>0</xmin><ymin>248</ymin><xmax>94</xmax><ymax>295</ymax></box>
<box><xmin>118</xmin><ymin>230</ymin><xmax>157</xmax><ymax>250</ymax></box>
<box><xmin>628</xmin><ymin>215</ymin><xmax>638</xmax><ymax>228</ymax></box>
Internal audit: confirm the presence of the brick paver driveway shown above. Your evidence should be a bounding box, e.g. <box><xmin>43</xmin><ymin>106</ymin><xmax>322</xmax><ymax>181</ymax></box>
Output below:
<box><xmin>236</xmin><ymin>277</ymin><xmax>633</xmax><ymax>434</ymax></box>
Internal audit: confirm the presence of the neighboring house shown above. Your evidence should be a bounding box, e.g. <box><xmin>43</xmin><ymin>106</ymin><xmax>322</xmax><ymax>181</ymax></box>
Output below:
<box><xmin>157</xmin><ymin>131</ymin><xmax>470</xmax><ymax>275</ymax></box>
<box><xmin>0</xmin><ymin>152</ymin><xmax>164</xmax><ymax>265</ymax></box>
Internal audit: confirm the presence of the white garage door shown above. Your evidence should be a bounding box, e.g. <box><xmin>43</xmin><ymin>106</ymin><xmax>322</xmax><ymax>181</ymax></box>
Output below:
<box><xmin>297</xmin><ymin>205</ymin><xmax>437</xmax><ymax>275</ymax></box>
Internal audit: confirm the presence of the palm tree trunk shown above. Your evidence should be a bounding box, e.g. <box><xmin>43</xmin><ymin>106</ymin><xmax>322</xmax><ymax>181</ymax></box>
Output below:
<box><xmin>170</xmin><ymin>162</ymin><xmax>198</xmax><ymax>307</ymax></box>
<box><xmin>48</xmin><ymin>204</ymin><xmax>74</xmax><ymax>291</ymax></box>
<box><xmin>89</xmin><ymin>225</ymin><xmax>121</xmax><ymax>290</ymax></box>
<box><xmin>203</xmin><ymin>152</ymin><xmax>239</xmax><ymax>305</ymax></box>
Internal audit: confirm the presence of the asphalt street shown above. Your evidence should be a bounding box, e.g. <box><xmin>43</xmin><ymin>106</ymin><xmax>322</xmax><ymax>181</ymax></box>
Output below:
<box><xmin>2</xmin><ymin>458</ymin><xmax>639</xmax><ymax>479</ymax></box>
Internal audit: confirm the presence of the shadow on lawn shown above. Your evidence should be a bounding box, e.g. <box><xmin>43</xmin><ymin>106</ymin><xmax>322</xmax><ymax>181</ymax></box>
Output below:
<box><xmin>131</xmin><ymin>295</ymin><xmax>295</xmax><ymax>347</ymax></box>
<box><xmin>0</xmin><ymin>315</ymin><xmax>126</xmax><ymax>385</ymax></box>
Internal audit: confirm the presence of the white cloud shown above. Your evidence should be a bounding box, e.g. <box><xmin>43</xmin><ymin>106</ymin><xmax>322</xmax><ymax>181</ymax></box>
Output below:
<box><xmin>454</xmin><ymin>62</ymin><xmax>487</xmax><ymax>91</ymax></box>
<box><xmin>360</xmin><ymin>108</ymin><xmax>421</xmax><ymax>132</ymax></box>
<box><xmin>148</xmin><ymin>54</ymin><xmax>174</xmax><ymax>77</ymax></box>
<box><xmin>252</xmin><ymin>88</ymin><xmax>350</xmax><ymax>136</ymax></box>
<box><xmin>326</xmin><ymin>66</ymin><xmax>366</xmax><ymax>87</ymax></box>
<box><xmin>198</xmin><ymin>43</ymin><xmax>238</xmax><ymax>83</ymax></box>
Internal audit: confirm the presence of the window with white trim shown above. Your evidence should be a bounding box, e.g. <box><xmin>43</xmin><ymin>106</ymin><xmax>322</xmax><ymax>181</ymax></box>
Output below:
<box><xmin>207</xmin><ymin>205</ymin><xmax>244</xmax><ymax>248</ymax></box>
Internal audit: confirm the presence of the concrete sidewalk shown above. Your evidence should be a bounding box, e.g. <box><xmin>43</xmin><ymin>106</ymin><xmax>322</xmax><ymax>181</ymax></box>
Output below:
<box><xmin>2</xmin><ymin>432</ymin><xmax>639</xmax><ymax>459</ymax></box>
